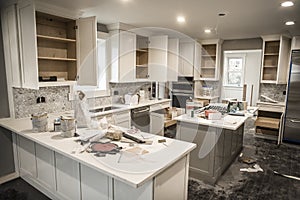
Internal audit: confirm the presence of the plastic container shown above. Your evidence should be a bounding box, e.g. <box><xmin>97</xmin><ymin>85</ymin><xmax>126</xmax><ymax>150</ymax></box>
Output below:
<box><xmin>186</xmin><ymin>97</ymin><xmax>195</xmax><ymax>118</ymax></box>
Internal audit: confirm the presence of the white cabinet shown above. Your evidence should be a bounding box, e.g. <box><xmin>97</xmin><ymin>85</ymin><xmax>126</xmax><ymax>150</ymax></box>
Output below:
<box><xmin>2</xmin><ymin>0</ymin><xmax>98</xmax><ymax>89</ymax></box>
<box><xmin>113</xmin><ymin>110</ymin><xmax>131</xmax><ymax>129</ymax></box>
<box><xmin>55</xmin><ymin>152</ymin><xmax>81</xmax><ymax>200</ymax></box>
<box><xmin>1</xmin><ymin>4</ymin><xmax>22</xmax><ymax>88</ymax></box>
<box><xmin>35</xmin><ymin>143</ymin><xmax>56</xmax><ymax>191</ymax></box>
<box><xmin>261</xmin><ymin>35</ymin><xmax>291</xmax><ymax>84</ymax></box>
<box><xmin>17</xmin><ymin>136</ymin><xmax>37</xmax><ymax>178</ymax></box>
<box><xmin>77</xmin><ymin>16</ymin><xmax>97</xmax><ymax>86</ymax></box>
<box><xmin>114</xmin><ymin>180</ymin><xmax>153</xmax><ymax>200</ymax></box>
<box><xmin>17</xmin><ymin>0</ymin><xmax>39</xmax><ymax>89</ymax></box>
<box><xmin>178</xmin><ymin>41</ymin><xmax>194</xmax><ymax>77</ymax></box>
<box><xmin>167</xmin><ymin>38</ymin><xmax>179</xmax><ymax>81</ymax></box>
<box><xmin>80</xmin><ymin>165</ymin><xmax>112</xmax><ymax>200</ymax></box>
<box><xmin>110</xmin><ymin>30</ymin><xmax>136</xmax><ymax>82</ymax></box>
<box><xmin>148</xmin><ymin>35</ymin><xmax>168</xmax><ymax>81</ymax></box>
<box><xmin>195</xmin><ymin>39</ymin><xmax>222</xmax><ymax>81</ymax></box>
<box><xmin>150</xmin><ymin>112</ymin><xmax>164</xmax><ymax>136</ymax></box>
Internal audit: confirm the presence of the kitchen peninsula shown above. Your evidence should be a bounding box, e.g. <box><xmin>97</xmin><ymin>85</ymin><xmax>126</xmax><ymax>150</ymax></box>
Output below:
<box><xmin>175</xmin><ymin>114</ymin><xmax>248</xmax><ymax>184</ymax></box>
<box><xmin>0</xmin><ymin>113</ymin><xmax>195</xmax><ymax>200</ymax></box>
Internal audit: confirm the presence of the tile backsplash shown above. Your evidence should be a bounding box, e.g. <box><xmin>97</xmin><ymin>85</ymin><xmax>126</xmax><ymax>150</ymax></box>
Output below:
<box><xmin>13</xmin><ymin>86</ymin><xmax>72</xmax><ymax>118</ymax></box>
<box><xmin>13</xmin><ymin>82</ymin><xmax>152</xmax><ymax>118</ymax></box>
<box><xmin>259</xmin><ymin>83</ymin><xmax>287</xmax><ymax>102</ymax></box>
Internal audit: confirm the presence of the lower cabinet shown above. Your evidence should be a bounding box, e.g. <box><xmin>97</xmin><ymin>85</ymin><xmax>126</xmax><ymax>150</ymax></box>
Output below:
<box><xmin>36</xmin><ymin>144</ymin><xmax>56</xmax><ymax>191</ymax></box>
<box><xmin>55</xmin><ymin>153</ymin><xmax>81</xmax><ymax>200</ymax></box>
<box><xmin>113</xmin><ymin>110</ymin><xmax>131</xmax><ymax>129</ymax></box>
<box><xmin>80</xmin><ymin>165</ymin><xmax>112</xmax><ymax>200</ymax></box>
<box><xmin>176</xmin><ymin>122</ymin><xmax>244</xmax><ymax>184</ymax></box>
<box><xmin>17</xmin><ymin>136</ymin><xmax>37</xmax><ymax>179</ymax></box>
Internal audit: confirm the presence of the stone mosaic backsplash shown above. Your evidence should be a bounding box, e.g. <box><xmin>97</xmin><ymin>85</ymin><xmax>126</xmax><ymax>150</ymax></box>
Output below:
<box><xmin>13</xmin><ymin>86</ymin><xmax>72</xmax><ymax>118</ymax></box>
<box><xmin>259</xmin><ymin>83</ymin><xmax>287</xmax><ymax>102</ymax></box>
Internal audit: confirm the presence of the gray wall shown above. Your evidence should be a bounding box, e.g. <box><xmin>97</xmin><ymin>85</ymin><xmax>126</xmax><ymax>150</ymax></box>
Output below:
<box><xmin>0</xmin><ymin>12</ymin><xmax>10</xmax><ymax>118</ymax></box>
<box><xmin>222</xmin><ymin>38</ymin><xmax>263</xmax><ymax>51</ymax></box>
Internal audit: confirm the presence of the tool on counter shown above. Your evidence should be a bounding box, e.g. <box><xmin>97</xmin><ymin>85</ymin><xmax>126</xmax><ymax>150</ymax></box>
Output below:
<box><xmin>122</xmin><ymin>132</ymin><xmax>146</xmax><ymax>144</ymax></box>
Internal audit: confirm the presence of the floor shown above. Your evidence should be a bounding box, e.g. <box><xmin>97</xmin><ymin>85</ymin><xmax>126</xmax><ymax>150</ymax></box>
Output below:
<box><xmin>1</xmin><ymin>118</ymin><xmax>299</xmax><ymax>200</ymax></box>
<box><xmin>188</xmin><ymin>118</ymin><xmax>300</xmax><ymax>200</ymax></box>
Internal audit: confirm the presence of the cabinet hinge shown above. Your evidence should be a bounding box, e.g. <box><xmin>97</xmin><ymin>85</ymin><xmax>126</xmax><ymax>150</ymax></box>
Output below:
<box><xmin>74</xmin><ymin>25</ymin><xmax>78</xmax><ymax>30</ymax></box>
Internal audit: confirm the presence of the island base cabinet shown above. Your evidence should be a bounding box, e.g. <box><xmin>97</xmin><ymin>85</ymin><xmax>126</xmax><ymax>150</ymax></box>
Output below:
<box><xmin>114</xmin><ymin>180</ymin><xmax>153</xmax><ymax>200</ymax></box>
<box><xmin>17</xmin><ymin>136</ymin><xmax>37</xmax><ymax>179</ymax></box>
<box><xmin>35</xmin><ymin>144</ymin><xmax>56</xmax><ymax>192</ymax></box>
<box><xmin>80</xmin><ymin>165</ymin><xmax>112</xmax><ymax>200</ymax></box>
<box><xmin>154</xmin><ymin>155</ymin><xmax>189</xmax><ymax>200</ymax></box>
<box><xmin>176</xmin><ymin>122</ymin><xmax>244</xmax><ymax>184</ymax></box>
<box><xmin>55</xmin><ymin>153</ymin><xmax>81</xmax><ymax>200</ymax></box>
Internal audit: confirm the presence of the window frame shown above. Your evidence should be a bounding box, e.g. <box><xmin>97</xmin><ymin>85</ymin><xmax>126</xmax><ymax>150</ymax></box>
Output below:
<box><xmin>223</xmin><ymin>53</ymin><xmax>246</xmax><ymax>87</ymax></box>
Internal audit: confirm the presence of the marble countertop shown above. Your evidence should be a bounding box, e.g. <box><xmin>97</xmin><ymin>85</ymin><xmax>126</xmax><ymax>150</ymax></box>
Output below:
<box><xmin>175</xmin><ymin>114</ymin><xmax>248</xmax><ymax>130</ymax></box>
<box><xmin>89</xmin><ymin>99</ymin><xmax>171</xmax><ymax>117</ymax></box>
<box><xmin>0</xmin><ymin>113</ymin><xmax>195</xmax><ymax>188</ymax></box>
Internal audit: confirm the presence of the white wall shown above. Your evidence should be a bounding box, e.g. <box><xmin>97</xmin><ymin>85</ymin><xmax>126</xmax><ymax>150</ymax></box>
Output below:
<box><xmin>221</xmin><ymin>50</ymin><xmax>262</xmax><ymax>105</ymax></box>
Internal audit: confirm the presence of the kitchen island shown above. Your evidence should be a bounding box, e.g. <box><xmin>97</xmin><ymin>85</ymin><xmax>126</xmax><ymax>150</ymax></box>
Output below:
<box><xmin>175</xmin><ymin>114</ymin><xmax>248</xmax><ymax>184</ymax></box>
<box><xmin>0</xmin><ymin>114</ymin><xmax>195</xmax><ymax>200</ymax></box>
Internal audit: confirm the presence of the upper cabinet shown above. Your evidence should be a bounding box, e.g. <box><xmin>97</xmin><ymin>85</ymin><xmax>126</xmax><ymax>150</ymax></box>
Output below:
<box><xmin>167</xmin><ymin>38</ymin><xmax>179</xmax><ymax>81</ymax></box>
<box><xmin>148</xmin><ymin>35</ymin><xmax>169</xmax><ymax>82</ymax></box>
<box><xmin>110</xmin><ymin>30</ymin><xmax>136</xmax><ymax>82</ymax></box>
<box><xmin>194</xmin><ymin>39</ymin><xmax>222</xmax><ymax>81</ymax></box>
<box><xmin>136</xmin><ymin>35</ymin><xmax>149</xmax><ymax>80</ymax></box>
<box><xmin>2</xmin><ymin>0</ymin><xmax>98</xmax><ymax>89</ymax></box>
<box><xmin>260</xmin><ymin>35</ymin><xmax>291</xmax><ymax>84</ymax></box>
<box><xmin>178</xmin><ymin>40</ymin><xmax>194</xmax><ymax>77</ymax></box>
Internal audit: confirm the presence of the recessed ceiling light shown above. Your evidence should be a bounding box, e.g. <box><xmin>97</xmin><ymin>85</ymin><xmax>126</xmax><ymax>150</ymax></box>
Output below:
<box><xmin>281</xmin><ymin>1</ymin><xmax>294</xmax><ymax>7</ymax></box>
<box><xmin>285</xmin><ymin>21</ymin><xmax>295</xmax><ymax>25</ymax></box>
<box><xmin>204</xmin><ymin>29</ymin><xmax>212</xmax><ymax>33</ymax></box>
<box><xmin>177</xmin><ymin>16</ymin><xmax>186</xmax><ymax>23</ymax></box>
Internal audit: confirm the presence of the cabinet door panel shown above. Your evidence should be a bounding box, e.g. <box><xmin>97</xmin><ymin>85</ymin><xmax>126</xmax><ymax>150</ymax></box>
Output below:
<box><xmin>77</xmin><ymin>16</ymin><xmax>97</xmax><ymax>86</ymax></box>
<box><xmin>55</xmin><ymin>153</ymin><xmax>80</xmax><ymax>200</ymax></box>
<box><xmin>17</xmin><ymin>0</ymin><xmax>38</xmax><ymax>89</ymax></box>
<box><xmin>179</xmin><ymin>42</ymin><xmax>194</xmax><ymax>77</ymax></box>
<box><xmin>81</xmin><ymin>165</ymin><xmax>111</xmax><ymax>200</ymax></box>
<box><xmin>150</xmin><ymin>112</ymin><xmax>164</xmax><ymax>136</ymax></box>
<box><xmin>148</xmin><ymin>35</ymin><xmax>168</xmax><ymax>81</ymax></box>
<box><xmin>36</xmin><ymin>144</ymin><xmax>56</xmax><ymax>191</ymax></box>
<box><xmin>114</xmin><ymin>179</ymin><xmax>153</xmax><ymax>200</ymax></box>
<box><xmin>119</xmin><ymin>31</ymin><xmax>135</xmax><ymax>82</ymax></box>
<box><xmin>167</xmin><ymin>38</ymin><xmax>179</xmax><ymax>81</ymax></box>
<box><xmin>18</xmin><ymin>136</ymin><xmax>37</xmax><ymax>178</ymax></box>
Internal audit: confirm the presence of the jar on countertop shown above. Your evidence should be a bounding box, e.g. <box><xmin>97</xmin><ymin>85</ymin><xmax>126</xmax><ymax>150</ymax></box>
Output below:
<box><xmin>31</xmin><ymin>112</ymin><xmax>48</xmax><ymax>132</ymax></box>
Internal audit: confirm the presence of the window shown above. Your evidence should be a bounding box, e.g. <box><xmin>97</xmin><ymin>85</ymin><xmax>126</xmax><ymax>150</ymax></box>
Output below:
<box><xmin>223</xmin><ymin>53</ymin><xmax>245</xmax><ymax>87</ymax></box>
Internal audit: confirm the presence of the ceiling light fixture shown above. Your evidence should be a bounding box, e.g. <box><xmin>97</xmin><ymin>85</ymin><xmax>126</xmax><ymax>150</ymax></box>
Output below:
<box><xmin>204</xmin><ymin>29</ymin><xmax>211</xmax><ymax>33</ymax></box>
<box><xmin>285</xmin><ymin>21</ymin><xmax>295</xmax><ymax>25</ymax></box>
<box><xmin>281</xmin><ymin>1</ymin><xmax>294</xmax><ymax>7</ymax></box>
<box><xmin>177</xmin><ymin>16</ymin><xmax>186</xmax><ymax>23</ymax></box>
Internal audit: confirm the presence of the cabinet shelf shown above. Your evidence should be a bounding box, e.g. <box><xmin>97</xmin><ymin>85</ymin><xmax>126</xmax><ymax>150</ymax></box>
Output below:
<box><xmin>37</xmin><ymin>34</ymin><xmax>76</xmax><ymax>43</ymax></box>
<box><xmin>201</xmin><ymin>55</ymin><xmax>216</xmax><ymax>57</ymax></box>
<box><xmin>136</xmin><ymin>64</ymin><xmax>148</xmax><ymax>68</ymax></box>
<box><xmin>136</xmin><ymin>49</ymin><xmax>148</xmax><ymax>53</ymax></box>
<box><xmin>263</xmin><ymin>65</ymin><xmax>278</xmax><ymax>68</ymax></box>
<box><xmin>38</xmin><ymin>56</ymin><xmax>76</xmax><ymax>61</ymax></box>
<box><xmin>264</xmin><ymin>53</ymin><xmax>279</xmax><ymax>56</ymax></box>
<box><xmin>201</xmin><ymin>67</ymin><xmax>216</xmax><ymax>69</ymax></box>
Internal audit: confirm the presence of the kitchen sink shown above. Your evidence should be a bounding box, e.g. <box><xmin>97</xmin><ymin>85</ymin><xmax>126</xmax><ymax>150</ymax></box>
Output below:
<box><xmin>89</xmin><ymin>106</ymin><xmax>122</xmax><ymax>113</ymax></box>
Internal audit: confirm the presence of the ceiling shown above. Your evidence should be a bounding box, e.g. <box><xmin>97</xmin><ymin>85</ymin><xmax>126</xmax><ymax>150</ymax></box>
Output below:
<box><xmin>24</xmin><ymin>0</ymin><xmax>300</xmax><ymax>39</ymax></box>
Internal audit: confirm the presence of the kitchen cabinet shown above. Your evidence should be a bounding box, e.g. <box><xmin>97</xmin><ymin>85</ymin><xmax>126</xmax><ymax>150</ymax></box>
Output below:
<box><xmin>110</xmin><ymin>30</ymin><xmax>136</xmax><ymax>82</ymax></box>
<box><xmin>17</xmin><ymin>0</ymin><xmax>39</xmax><ymax>89</ymax></box>
<box><xmin>260</xmin><ymin>35</ymin><xmax>291</xmax><ymax>84</ymax></box>
<box><xmin>80</xmin><ymin>164</ymin><xmax>112</xmax><ymax>200</ymax></box>
<box><xmin>3</xmin><ymin>0</ymin><xmax>97</xmax><ymax>89</ymax></box>
<box><xmin>113</xmin><ymin>110</ymin><xmax>131</xmax><ymax>129</ymax></box>
<box><xmin>55</xmin><ymin>152</ymin><xmax>81</xmax><ymax>200</ymax></box>
<box><xmin>17</xmin><ymin>135</ymin><xmax>37</xmax><ymax>179</ymax></box>
<box><xmin>255</xmin><ymin>102</ymin><xmax>285</xmax><ymax>141</ymax></box>
<box><xmin>195</xmin><ymin>39</ymin><xmax>222</xmax><ymax>81</ymax></box>
<box><xmin>136</xmin><ymin>35</ymin><xmax>149</xmax><ymax>80</ymax></box>
<box><xmin>167</xmin><ymin>38</ymin><xmax>179</xmax><ymax>81</ymax></box>
<box><xmin>1</xmin><ymin>4</ymin><xmax>22</xmax><ymax>88</ymax></box>
<box><xmin>178</xmin><ymin>40</ymin><xmax>194</xmax><ymax>77</ymax></box>
<box><xmin>176</xmin><ymin>121</ymin><xmax>244</xmax><ymax>184</ymax></box>
<box><xmin>35</xmin><ymin>143</ymin><xmax>56</xmax><ymax>191</ymax></box>
<box><xmin>148</xmin><ymin>35</ymin><xmax>168</xmax><ymax>81</ymax></box>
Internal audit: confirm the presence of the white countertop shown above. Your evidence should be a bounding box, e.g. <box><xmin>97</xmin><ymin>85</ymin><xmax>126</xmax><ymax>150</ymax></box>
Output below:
<box><xmin>90</xmin><ymin>99</ymin><xmax>171</xmax><ymax>117</ymax></box>
<box><xmin>175</xmin><ymin>114</ymin><xmax>248</xmax><ymax>130</ymax></box>
<box><xmin>0</xmin><ymin>113</ymin><xmax>195</xmax><ymax>188</ymax></box>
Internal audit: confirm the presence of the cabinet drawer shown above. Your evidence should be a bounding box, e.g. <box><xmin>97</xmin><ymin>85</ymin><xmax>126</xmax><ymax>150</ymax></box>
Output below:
<box><xmin>255</xmin><ymin>117</ymin><xmax>280</xmax><ymax>129</ymax></box>
<box><xmin>113</xmin><ymin>110</ymin><xmax>130</xmax><ymax>122</ymax></box>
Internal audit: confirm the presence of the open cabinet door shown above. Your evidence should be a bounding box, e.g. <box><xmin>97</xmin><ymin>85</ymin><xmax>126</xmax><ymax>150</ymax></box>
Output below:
<box><xmin>76</xmin><ymin>16</ymin><xmax>97</xmax><ymax>86</ymax></box>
